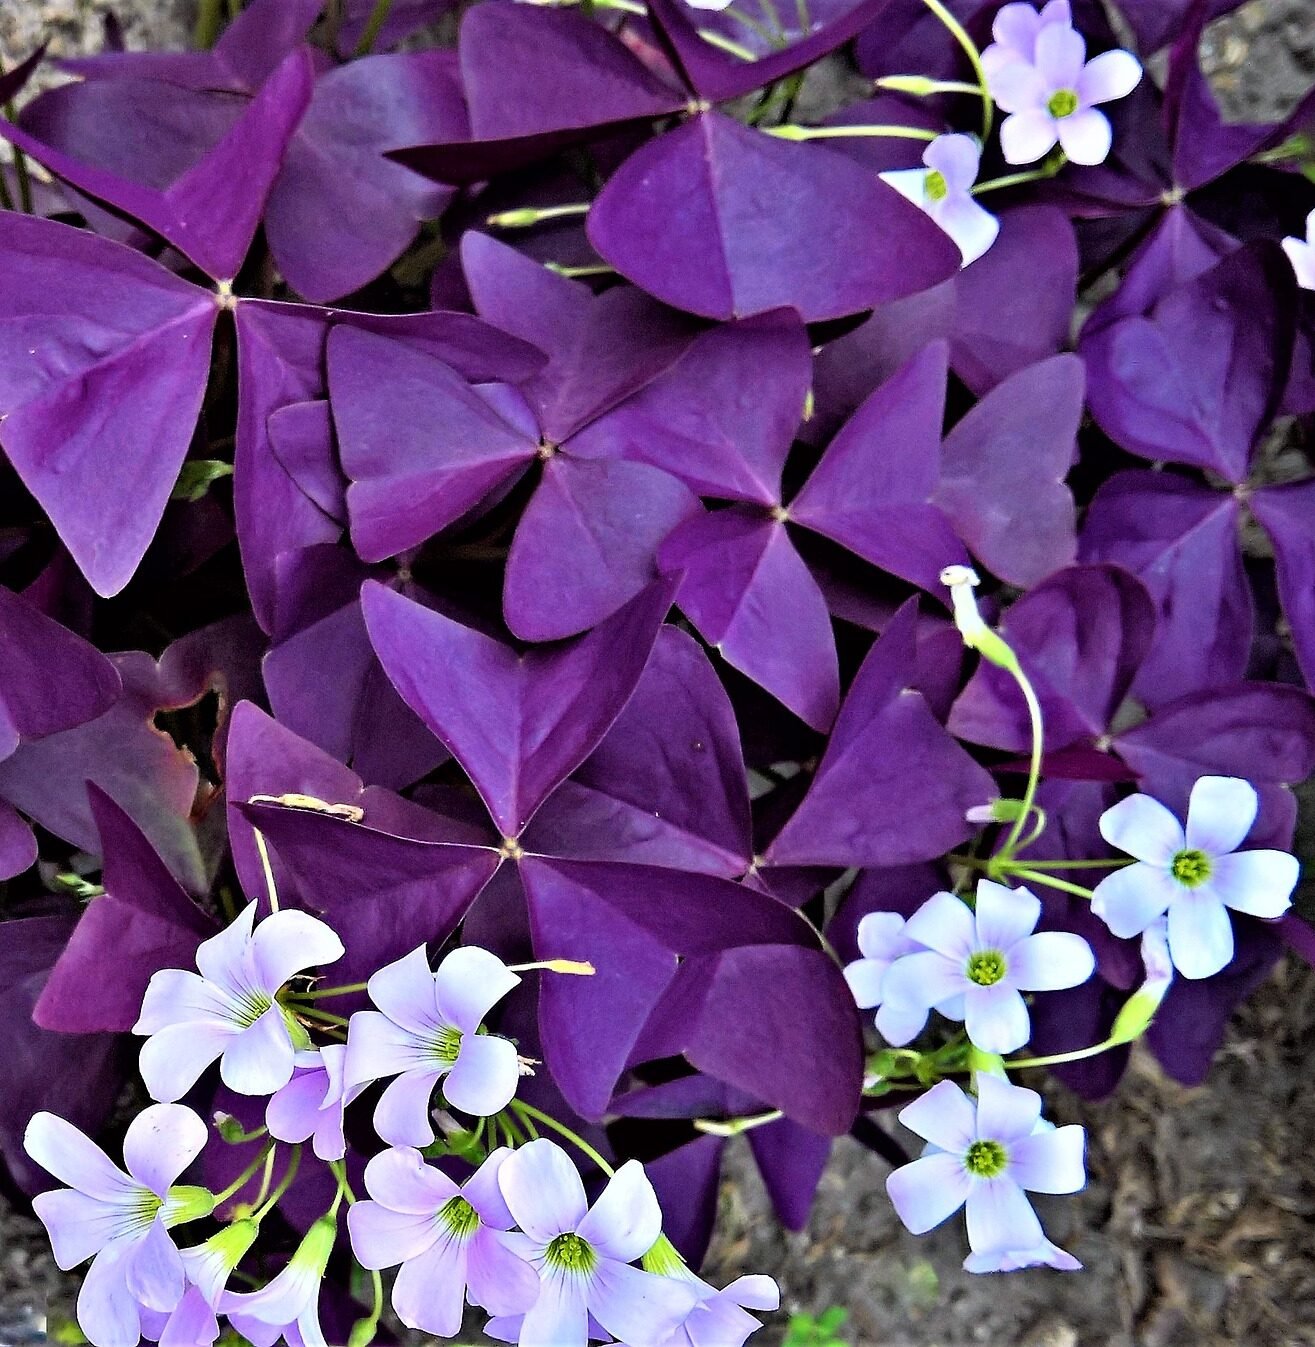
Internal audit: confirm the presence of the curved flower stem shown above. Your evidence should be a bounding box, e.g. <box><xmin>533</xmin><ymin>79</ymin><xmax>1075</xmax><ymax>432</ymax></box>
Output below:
<box><xmin>698</xmin><ymin>29</ymin><xmax>760</xmax><ymax>60</ymax></box>
<box><xmin>510</xmin><ymin>1101</ymin><xmax>615</xmax><ymax>1177</ymax></box>
<box><xmin>545</xmin><ymin>262</ymin><xmax>616</xmax><ymax>278</ymax></box>
<box><xmin>919</xmin><ymin>0</ymin><xmax>992</xmax><ymax>137</ymax></box>
<box><xmin>297</xmin><ymin>981</ymin><xmax>370</xmax><ymax>1001</ymax></box>
<box><xmin>213</xmin><ymin>1142</ymin><xmax>276</xmax><ymax>1208</ymax></box>
<box><xmin>769</xmin><ymin>123</ymin><xmax>939</xmax><ymax>142</ymax></box>
<box><xmin>1002</xmin><ymin>858</ymin><xmax>1132</xmax><ymax>871</ymax></box>
<box><xmin>253</xmin><ymin>828</ymin><xmax>280</xmax><ymax>913</ymax></box>
<box><xmin>294</xmin><ymin>1004</ymin><xmax>351</xmax><ymax>1027</ymax></box>
<box><xmin>327</xmin><ymin>1158</ymin><xmax>357</xmax><ymax>1206</ymax></box>
<box><xmin>693</xmin><ymin>1109</ymin><xmax>784</xmax><ymax>1137</ymax></box>
<box><xmin>972</xmin><ymin>153</ymin><xmax>1068</xmax><ymax>195</ymax></box>
<box><xmin>255</xmin><ymin>1146</ymin><xmax>303</xmax><ymax>1222</ymax></box>
<box><xmin>1006</xmin><ymin>1035</ymin><xmax>1123</xmax><ymax>1070</ymax></box>
<box><xmin>996</xmin><ymin>663</ymin><xmax>1045</xmax><ymax>863</ymax></box>
<box><xmin>1005</xmin><ymin>868</ymin><xmax>1096</xmax><ymax>900</ymax></box>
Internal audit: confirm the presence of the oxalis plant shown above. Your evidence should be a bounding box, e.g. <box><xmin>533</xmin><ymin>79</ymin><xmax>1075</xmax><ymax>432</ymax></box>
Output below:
<box><xmin>1</xmin><ymin>0</ymin><xmax>1314</xmax><ymax>1343</ymax></box>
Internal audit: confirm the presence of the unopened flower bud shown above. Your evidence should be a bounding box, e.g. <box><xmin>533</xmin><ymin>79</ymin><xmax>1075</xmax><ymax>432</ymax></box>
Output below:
<box><xmin>940</xmin><ymin>565</ymin><xmax>1018</xmax><ymax>671</ymax></box>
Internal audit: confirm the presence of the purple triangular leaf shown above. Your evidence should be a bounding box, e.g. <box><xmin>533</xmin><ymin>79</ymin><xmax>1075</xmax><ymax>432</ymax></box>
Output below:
<box><xmin>0</xmin><ymin>215</ymin><xmax>218</xmax><ymax>596</ymax></box>
<box><xmin>267</xmin><ymin>401</ymin><xmax>347</xmax><ymax>525</ymax></box>
<box><xmin>587</xmin><ymin>111</ymin><xmax>961</xmax><ymax>322</ymax></box>
<box><xmin>767</xmin><ymin>600</ymin><xmax>996</xmax><ymax>866</ymax></box>
<box><xmin>1250</xmin><ymin>480</ymin><xmax>1315</xmax><ymax>693</ymax></box>
<box><xmin>362</xmin><ymin>577</ymin><xmax>676</xmax><ymax>835</ymax></box>
<box><xmin>935</xmin><ymin>354</ymin><xmax>1081</xmax><ymax>587</ymax></box>
<box><xmin>1081</xmin><ymin>471</ymin><xmax>1251</xmax><ymax>706</ymax></box>
<box><xmin>659</xmin><ymin>508</ymin><xmax>840</xmax><ymax>732</ymax></box>
<box><xmin>505</xmin><ymin>454</ymin><xmax>700</xmax><ymax>641</ymax></box>
<box><xmin>0</xmin><ymin>801</ymin><xmax>37</xmax><ymax>881</ymax></box>
<box><xmin>34</xmin><ymin>786</ymin><xmax>216</xmax><ymax>1034</ymax></box>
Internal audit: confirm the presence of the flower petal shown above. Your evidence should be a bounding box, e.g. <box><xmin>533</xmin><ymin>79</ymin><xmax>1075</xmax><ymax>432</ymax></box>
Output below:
<box><xmin>964</xmin><ymin>1236</ymin><xmax>1081</xmax><ymax>1273</ymax></box>
<box><xmin>463</xmin><ymin>1149</ymin><xmax>518</xmax><ymax>1231</ymax></box>
<box><xmin>886</xmin><ymin>1152</ymin><xmax>972</xmax><ymax>1234</ymax></box>
<box><xmin>362</xmin><ymin>1146</ymin><xmax>459</xmax><ymax>1214</ymax></box>
<box><xmin>194</xmin><ymin>903</ymin><xmax>258</xmax><ymax>995</ymax></box>
<box><xmin>577</xmin><ymin>1160</ymin><xmax>663</xmax><ymax>1263</ymax></box>
<box><xmin>466</xmin><ymin>1229</ymin><xmax>544</xmax><ymax>1317</ymax></box>
<box><xmin>964</xmin><ymin>1177</ymin><xmax>1044</xmax><ymax>1255</ymax></box>
<box><xmin>904</xmin><ymin>892</ymin><xmax>977</xmax><ymax>962</ymax></box>
<box><xmin>882</xmin><ymin>950</ymin><xmax>967</xmax><ymax>1010</ymax></box>
<box><xmin>23</xmin><ymin>1113</ymin><xmax>134</xmax><ymax>1202</ymax></box>
<box><xmin>934</xmin><ymin>194</ymin><xmax>1001</xmax><ymax>267</ymax></box>
<box><xmin>992</xmin><ymin>2</ymin><xmax>1042</xmax><ymax>55</ymax></box>
<box><xmin>79</xmin><ymin>1244</ymin><xmax>143</xmax><ymax>1347</ymax></box>
<box><xmin>1207</xmin><ymin>850</ymin><xmax>1299</xmax><ymax>918</ymax></box>
<box><xmin>1166</xmin><ymin>895</ymin><xmax>1235</xmax><ymax>980</ymax></box>
<box><xmin>365</xmin><ymin>947</ymin><xmax>443</xmax><ymax>1037</ymax></box>
<box><xmin>346</xmin><ymin>1201</ymin><xmax>440</xmax><ymax>1271</ymax></box>
<box><xmin>843</xmin><ymin>958</ymin><xmax>888</xmax><ymax>1009</ymax></box>
<box><xmin>877</xmin><ymin>168</ymin><xmax>928</xmax><ymax>208</ymax></box>
<box><xmin>990</xmin><ymin>63</ymin><xmax>1047</xmax><ymax>114</ymax></box>
<box><xmin>434</xmin><ymin>946</ymin><xmax>521</xmax><ymax>1034</ymax></box>
<box><xmin>874</xmin><ymin>998</ymin><xmax>931</xmax><ymax>1046</ymax></box>
<box><xmin>134</xmin><ymin>970</ymin><xmax>234</xmax><ymax>1036</ymax></box>
<box><xmin>31</xmin><ymin>1189</ymin><xmax>122</xmax><ymax>1269</ymax></box>
<box><xmin>250</xmin><ymin>910</ymin><xmax>344</xmax><ymax>992</ymax></box>
<box><xmin>1057</xmin><ymin>108</ymin><xmax>1112</xmax><ymax>166</ymax></box>
<box><xmin>1076</xmin><ymin>48</ymin><xmax>1142</xmax><ymax>106</ymax></box>
<box><xmin>125</xmin><ymin>1218</ymin><xmax>185</xmax><ymax>1313</ymax></box>
<box><xmin>1001</xmin><ymin>109</ymin><xmax>1059</xmax><ymax>164</ymax></box>
<box><xmin>345</xmin><ymin>1010</ymin><xmax>429</xmax><ymax>1088</ymax></box>
<box><xmin>444</xmin><ymin>1033</ymin><xmax>521</xmax><ymax>1118</ymax></box>
<box><xmin>856</xmin><ymin>912</ymin><xmax>909</xmax><ymax>963</ymax></box>
<box><xmin>266</xmin><ymin>1071</ymin><xmax>330</xmax><ymax>1146</ymax></box>
<box><xmin>138</xmin><ymin>1023</ymin><xmax>233</xmax><ymax>1104</ymax></box>
<box><xmin>973</xmin><ymin>880</ymin><xmax>1040</xmax><ymax>954</ymax></box>
<box><xmin>964</xmin><ymin>983</ymin><xmax>1031</xmax><ymax>1054</ymax></box>
<box><xmin>123</xmin><ymin>1105</ymin><xmax>208</xmax><ymax>1197</ymax></box>
<box><xmin>499</xmin><ymin>1139</ymin><xmax>589</xmax><ymax>1243</ymax></box>
<box><xmin>1099</xmin><ymin>793</ymin><xmax>1184</xmax><ymax>864</ymax></box>
<box><xmin>516</xmin><ymin>1268</ymin><xmax>588</xmax><ymax>1347</ymax></box>
<box><xmin>1008</xmin><ymin>1124</ymin><xmax>1086</xmax><ymax>1194</ymax></box>
<box><xmin>1184</xmin><ymin>776</ymin><xmax>1258</xmax><ymax>856</ymax></box>
<box><xmin>390</xmin><ymin>1237</ymin><xmax>468</xmax><ymax>1336</ymax></box>
<box><xmin>1034</xmin><ymin>21</ymin><xmax>1085</xmax><ymax>86</ymax></box>
<box><xmin>923</xmin><ymin>133</ymin><xmax>981</xmax><ymax>193</ymax></box>
<box><xmin>219</xmin><ymin>1006</ymin><xmax>296</xmax><ymax>1096</ymax></box>
<box><xmin>374</xmin><ymin>1070</ymin><xmax>443</xmax><ymax>1148</ymax></box>
<box><xmin>588</xmin><ymin>1258</ymin><xmax>699</xmax><ymax>1347</ymax></box>
<box><xmin>1090</xmin><ymin>863</ymin><xmax>1178</xmax><ymax>939</ymax></box>
<box><xmin>897</xmin><ymin>1080</ymin><xmax>977</xmax><ymax>1152</ymax></box>
<box><xmin>973</xmin><ymin>1075</ymin><xmax>1042</xmax><ymax>1146</ymax></box>
<box><xmin>1007</xmin><ymin>932</ymin><xmax>1095</xmax><ymax>992</ymax></box>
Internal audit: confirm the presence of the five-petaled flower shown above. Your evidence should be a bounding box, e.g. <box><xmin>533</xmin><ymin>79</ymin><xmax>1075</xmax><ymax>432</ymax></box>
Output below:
<box><xmin>843</xmin><ymin>911</ymin><xmax>928</xmax><ymax>1044</ymax></box>
<box><xmin>25</xmin><ymin>1105</ymin><xmax>211</xmax><ymax>1347</ymax></box>
<box><xmin>133</xmin><ymin>902</ymin><xmax>345</xmax><ymax>1102</ymax></box>
<box><xmin>348</xmin><ymin>1146</ymin><xmax>541</xmax><ymax>1336</ymax></box>
<box><xmin>1092</xmin><ymin>776</ymin><xmax>1299</xmax><ymax>979</ymax></box>
<box><xmin>488</xmin><ymin>1139</ymin><xmax>699</xmax><ymax>1347</ymax></box>
<box><xmin>345</xmin><ymin>944</ymin><xmax>523</xmax><ymax>1146</ymax></box>
<box><xmin>981</xmin><ymin>0</ymin><xmax>1074</xmax><ymax>79</ymax></box>
<box><xmin>1282</xmin><ymin>208</ymin><xmax>1315</xmax><ymax>291</ymax></box>
<box><xmin>265</xmin><ymin>1045</ymin><xmax>363</xmax><ymax>1162</ymax></box>
<box><xmin>886</xmin><ymin>1077</ymin><xmax>1085</xmax><ymax>1273</ymax></box>
<box><xmin>880</xmin><ymin>881</ymin><xmax>1095</xmax><ymax>1053</ymax></box>
<box><xmin>987</xmin><ymin>20</ymin><xmax>1142</xmax><ymax>166</ymax></box>
<box><xmin>879</xmin><ymin>134</ymin><xmax>1000</xmax><ymax>267</ymax></box>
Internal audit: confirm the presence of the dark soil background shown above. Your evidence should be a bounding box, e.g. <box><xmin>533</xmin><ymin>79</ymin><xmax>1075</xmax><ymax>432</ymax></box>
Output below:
<box><xmin>2</xmin><ymin>2</ymin><xmax>1314</xmax><ymax>1344</ymax></box>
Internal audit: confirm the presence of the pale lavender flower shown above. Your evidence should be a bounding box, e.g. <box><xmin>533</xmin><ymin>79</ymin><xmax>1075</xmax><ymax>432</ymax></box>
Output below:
<box><xmin>1092</xmin><ymin>776</ymin><xmax>1299</xmax><ymax>980</ymax></box>
<box><xmin>180</xmin><ymin>1220</ymin><xmax>259</xmax><ymax>1310</ymax></box>
<box><xmin>265</xmin><ymin>1046</ymin><xmax>363</xmax><ymax>1162</ymax></box>
<box><xmin>981</xmin><ymin>0</ymin><xmax>1072</xmax><ymax>78</ymax></box>
<box><xmin>25</xmin><ymin>1105</ymin><xmax>210</xmax><ymax>1347</ymax></box>
<box><xmin>879</xmin><ymin>135</ymin><xmax>1000</xmax><ymax>266</ymax></box>
<box><xmin>493</xmin><ymin>1139</ymin><xmax>699</xmax><ymax>1347</ymax></box>
<box><xmin>635</xmin><ymin>1272</ymin><xmax>780</xmax><ymax>1347</ymax></box>
<box><xmin>347</xmin><ymin>1146</ymin><xmax>539</xmax><ymax>1336</ymax></box>
<box><xmin>886</xmin><ymin>1077</ymin><xmax>1085</xmax><ymax>1272</ymax></box>
<box><xmin>989</xmin><ymin>24</ymin><xmax>1142</xmax><ymax>166</ymax></box>
<box><xmin>220</xmin><ymin>1215</ymin><xmax>337</xmax><ymax>1347</ymax></box>
<box><xmin>843</xmin><ymin>912</ymin><xmax>931</xmax><ymax>1045</ymax></box>
<box><xmin>683</xmin><ymin>0</ymin><xmax>735</xmax><ymax>10</ymax></box>
<box><xmin>963</xmin><ymin>1236</ymin><xmax>1081</xmax><ymax>1273</ymax></box>
<box><xmin>881</xmin><ymin>882</ymin><xmax>1094</xmax><ymax>1054</ymax></box>
<box><xmin>1282</xmin><ymin>208</ymin><xmax>1315</xmax><ymax>291</ymax></box>
<box><xmin>345</xmin><ymin>945</ymin><xmax>522</xmax><ymax>1147</ymax></box>
<box><xmin>134</xmin><ymin>902</ymin><xmax>345</xmax><ymax>1102</ymax></box>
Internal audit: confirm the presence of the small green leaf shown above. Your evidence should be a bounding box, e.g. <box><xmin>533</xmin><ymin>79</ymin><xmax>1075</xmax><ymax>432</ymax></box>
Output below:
<box><xmin>173</xmin><ymin>459</ymin><xmax>234</xmax><ymax>502</ymax></box>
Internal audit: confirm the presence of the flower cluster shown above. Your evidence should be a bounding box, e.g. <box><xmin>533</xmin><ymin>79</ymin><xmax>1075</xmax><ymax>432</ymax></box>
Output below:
<box><xmin>26</xmin><ymin>902</ymin><xmax>778</xmax><ymax>1347</ymax></box>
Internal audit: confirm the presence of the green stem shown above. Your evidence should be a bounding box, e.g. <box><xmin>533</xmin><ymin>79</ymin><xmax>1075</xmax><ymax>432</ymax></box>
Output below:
<box><xmin>972</xmin><ymin>164</ymin><xmax>1064</xmax><ymax>195</ymax></box>
<box><xmin>545</xmin><ymin>262</ymin><xmax>616</xmax><ymax>278</ymax></box>
<box><xmin>297</xmin><ymin>981</ymin><xmax>369</xmax><ymax>1001</ymax></box>
<box><xmin>693</xmin><ymin>1109</ymin><xmax>783</xmax><ymax>1137</ymax></box>
<box><xmin>1007</xmin><ymin>1036</ymin><xmax>1122</xmax><ymax>1070</ymax></box>
<box><xmin>213</xmin><ymin>1142</ymin><xmax>276</xmax><ymax>1208</ymax></box>
<box><xmin>254</xmin><ymin>1147</ymin><xmax>302</xmax><ymax>1223</ymax></box>
<box><xmin>919</xmin><ymin>0</ymin><xmax>992</xmax><ymax>137</ymax></box>
<box><xmin>875</xmin><ymin>75</ymin><xmax>986</xmax><ymax>97</ymax></box>
<box><xmin>353</xmin><ymin>0</ymin><xmax>395</xmax><ymax>55</ymax></box>
<box><xmin>295</xmin><ymin>1004</ymin><xmax>351</xmax><ymax>1027</ymax></box>
<box><xmin>328</xmin><ymin>1159</ymin><xmax>357</xmax><ymax>1208</ymax></box>
<box><xmin>697</xmin><ymin>28</ymin><xmax>759</xmax><ymax>60</ymax></box>
<box><xmin>511</xmin><ymin>1101</ymin><xmax>614</xmax><ymax>1176</ymax></box>
<box><xmin>724</xmin><ymin>3</ymin><xmax>783</xmax><ymax>48</ymax></box>
<box><xmin>0</xmin><ymin>159</ymin><xmax>13</xmax><ymax>212</ymax></box>
<box><xmin>997</xmin><ymin>660</ymin><xmax>1044</xmax><ymax>861</ymax></box>
<box><xmin>194</xmin><ymin>0</ymin><xmax>226</xmax><ymax>47</ymax></box>
<box><xmin>253</xmin><ymin>828</ymin><xmax>280</xmax><ymax>913</ymax></box>
<box><xmin>1005</xmin><ymin>868</ymin><xmax>1096</xmax><ymax>900</ymax></box>
<box><xmin>769</xmin><ymin>123</ymin><xmax>939</xmax><ymax>142</ymax></box>
<box><xmin>1004</xmin><ymin>858</ymin><xmax>1131</xmax><ymax>871</ymax></box>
